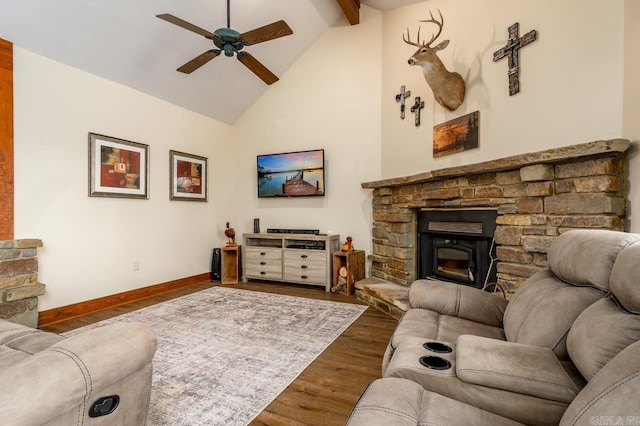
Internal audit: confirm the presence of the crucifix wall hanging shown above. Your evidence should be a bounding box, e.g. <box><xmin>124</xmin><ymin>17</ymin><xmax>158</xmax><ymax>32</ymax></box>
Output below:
<box><xmin>395</xmin><ymin>85</ymin><xmax>411</xmax><ymax>119</ymax></box>
<box><xmin>493</xmin><ymin>22</ymin><xmax>537</xmax><ymax>95</ymax></box>
<box><xmin>411</xmin><ymin>97</ymin><xmax>425</xmax><ymax>127</ymax></box>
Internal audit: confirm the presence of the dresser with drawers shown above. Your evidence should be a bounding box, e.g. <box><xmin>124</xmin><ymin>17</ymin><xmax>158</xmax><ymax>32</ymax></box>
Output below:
<box><xmin>242</xmin><ymin>233</ymin><xmax>340</xmax><ymax>292</ymax></box>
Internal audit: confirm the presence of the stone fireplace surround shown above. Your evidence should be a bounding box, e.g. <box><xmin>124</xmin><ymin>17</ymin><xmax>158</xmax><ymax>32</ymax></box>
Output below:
<box><xmin>0</xmin><ymin>239</ymin><xmax>45</xmax><ymax>327</ymax></box>
<box><xmin>361</xmin><ymin>139</ymin><xmax>630</xmax><ymax>296</ymax></box>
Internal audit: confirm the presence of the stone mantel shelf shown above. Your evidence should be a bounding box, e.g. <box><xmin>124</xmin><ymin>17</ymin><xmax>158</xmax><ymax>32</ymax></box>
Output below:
<box><xmin>361</xmin><ymin>139</ymin><xmax>630</xmax><ymax>189</ymax></box>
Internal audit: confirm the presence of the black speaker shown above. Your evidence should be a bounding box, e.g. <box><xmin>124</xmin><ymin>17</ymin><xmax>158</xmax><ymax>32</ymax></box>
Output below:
<box><xmin>211</xmin><ymin>248</ymin><xmax>221</xmax><ymax>281</ymax></box>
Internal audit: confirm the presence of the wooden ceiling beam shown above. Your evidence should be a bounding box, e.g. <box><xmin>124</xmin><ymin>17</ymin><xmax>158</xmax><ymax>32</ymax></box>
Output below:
<box><xmin>336</xmin><ymin>0</ymin><xmax>360</xmax><ymax>25</ymax></box>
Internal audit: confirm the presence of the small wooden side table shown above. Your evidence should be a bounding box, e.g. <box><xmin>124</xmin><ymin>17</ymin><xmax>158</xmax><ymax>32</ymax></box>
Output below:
<box><xmin>221</xmin><ymin>245</ymin><xmax>242</xmax><ymax>284</ymax></box>
<box><xmin>332</xmin><ymin>250</ymin><xmax>365</xmax><ymax>295</ymax></box>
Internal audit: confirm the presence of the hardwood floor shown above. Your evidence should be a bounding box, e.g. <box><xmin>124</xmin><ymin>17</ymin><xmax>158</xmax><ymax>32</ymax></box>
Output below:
<box><xmin>40</xmin><ymin>280</ymin><xmax>398</xmax><ymax>426</ymax></box>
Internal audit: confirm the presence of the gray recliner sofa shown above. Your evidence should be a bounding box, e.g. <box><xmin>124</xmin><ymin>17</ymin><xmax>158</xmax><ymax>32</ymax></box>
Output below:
<box><xmin>349</xmin><ymin>229</ymin><xmax>640</xmax><ymax>425</ymax></box>
<box><xmin>347</xmin><ymin>337</ymin><xmax>640</xmax><ymax>426</ymax></box>
<box><xmin>383</xmin><ymin>230</ymin><xmax>640</xmax><ymax>374</ymax></box>
<box><xmin>0</xmin><ymin>320</ymin><xmax>157</xmax><ymax>425</ymax></box>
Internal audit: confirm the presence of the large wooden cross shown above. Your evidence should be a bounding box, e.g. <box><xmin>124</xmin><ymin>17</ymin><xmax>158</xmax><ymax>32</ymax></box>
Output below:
<box><xmin>493</xmin><ymin>23</ymin><xmax>537</xmax><ymax>96</ymax></box>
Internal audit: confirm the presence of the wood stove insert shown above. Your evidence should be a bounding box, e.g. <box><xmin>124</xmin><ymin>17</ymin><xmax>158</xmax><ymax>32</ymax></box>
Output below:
<box><xmin>418</xmin><ymin>209</ymin><xmax>498</xmax><ymax>289</ymax></box>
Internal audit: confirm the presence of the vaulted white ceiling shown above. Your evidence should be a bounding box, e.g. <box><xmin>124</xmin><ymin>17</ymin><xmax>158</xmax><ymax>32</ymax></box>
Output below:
<box><xmin>0</xmin><ymin>0</ymin><xmax>423</xmax><ymax>124</ymax></box>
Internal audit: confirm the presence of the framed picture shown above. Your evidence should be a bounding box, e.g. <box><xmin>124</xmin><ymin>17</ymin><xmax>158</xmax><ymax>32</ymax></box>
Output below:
<box><xmin>433</xmin><ymin>110</ymin><xmax>480</xmax><ymax>158</ymax></box>
<box><xmin>169</xmin><ymin>150</ymin><xmax>208</xmax><ymax>201</ymax></box>
<box><xmin>88</xmin><ymin>133</ymin><xmax>149</xmax><ymax>199</ymax></box>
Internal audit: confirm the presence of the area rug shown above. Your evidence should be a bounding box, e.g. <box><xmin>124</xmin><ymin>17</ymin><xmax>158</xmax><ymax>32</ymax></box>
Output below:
<box><xmin>63</xmin><ymin>286</ymin><xmax>367</xmax><ymax>425</ymax></box>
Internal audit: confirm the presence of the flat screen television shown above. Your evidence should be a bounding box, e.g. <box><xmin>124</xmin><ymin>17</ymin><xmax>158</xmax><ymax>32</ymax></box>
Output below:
<box><xmin>257</xmin><ymin>149</ymin><xmax>325</xmax><ymax>198</ymax></box>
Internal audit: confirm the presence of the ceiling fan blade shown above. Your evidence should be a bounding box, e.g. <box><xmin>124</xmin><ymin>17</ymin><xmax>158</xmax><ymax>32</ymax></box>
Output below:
<box><xmin>237</xmin><ymin>52</ymin><xmax>279</xmax><ymax>85</ymax></box>
<box><xmin>241</xmin><ymin>20</ymin><xmax>293</xmax><ymax>45</ymax></box>
<box><xmin>156</xmin><ymin>14</ymin><xmax>215</xmax><ymax>39</ymax></box>
<box><xmin>177</xmin><ymin>50</ymin><xmax>221</xmax><ymax>74</ymax></box>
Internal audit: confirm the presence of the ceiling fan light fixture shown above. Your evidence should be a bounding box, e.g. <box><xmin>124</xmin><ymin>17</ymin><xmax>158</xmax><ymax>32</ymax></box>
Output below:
<box><xmin>223</xmin><ymin>44</ymin><xmax>235</xmax><ymax>57</ymax></box>
<box><xmin>156</xmin><ymin>1</ymin><xmax>293</xmax><ymax>83</ymax></box>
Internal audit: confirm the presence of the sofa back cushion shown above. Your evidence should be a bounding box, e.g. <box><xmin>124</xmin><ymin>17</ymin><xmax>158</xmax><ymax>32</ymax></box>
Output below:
<box><xmin>503</xmin><ymin>230</ymin><xmax>640</xmax><ymax>359</ymax></box>
<box><xmin>547</xmin><ymin>229</ymin><xmax>640</xmax><ymax>292</ymax></box>
<box><xmin>503</xmin><ymin>270</ymin><xmax>603</xmax><ymax>359</ymax></box>
<box><xmin>567</xmin><ymin>240</ymin><xmax>640</xmax><ymax>381</ymax></box>
<box><xmin>567</xmin><ymin>299</ymin><xmax>640</xmax><ymax>381</ymax></box>
<box><xmin>560</xmin><ymin>340</ymin><xmax>640</xmax><ymax>425</ymax></box>
<box><xmin>609</xmin><ymin>240</ymin><xmax>640</xmax><ymax>314</ymax></box>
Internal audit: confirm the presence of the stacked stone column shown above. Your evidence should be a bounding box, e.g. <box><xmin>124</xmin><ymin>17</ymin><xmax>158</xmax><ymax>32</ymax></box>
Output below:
<box><xmin>0</xmin><ymin>239</ymin><xmax>45</xmax><ymax>327</ymax></box>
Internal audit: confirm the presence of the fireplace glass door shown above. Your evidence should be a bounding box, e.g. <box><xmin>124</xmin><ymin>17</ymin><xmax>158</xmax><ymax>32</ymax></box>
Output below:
<box><xmin>433</xmin><ymin>242</ymin><xmax>474</xmax><ymax>284</ymax></box>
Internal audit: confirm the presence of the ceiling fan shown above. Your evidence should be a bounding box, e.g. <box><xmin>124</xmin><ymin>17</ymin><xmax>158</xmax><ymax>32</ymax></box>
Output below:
<box><xmin>157</xmin><ymin>0</ymin><xmax>293</xmax><ymax>85</ymax></box>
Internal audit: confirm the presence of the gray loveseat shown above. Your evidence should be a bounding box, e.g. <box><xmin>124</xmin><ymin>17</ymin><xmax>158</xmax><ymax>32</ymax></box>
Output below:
<box><xmin>348</xmin><ymin>229</ymin><xmax>640</xmax><ymax>425</ymax></box>
<box><xmin>0</xmin><ymin>320</ymin><xmax>157</xmax><ymax>425</ymax></box>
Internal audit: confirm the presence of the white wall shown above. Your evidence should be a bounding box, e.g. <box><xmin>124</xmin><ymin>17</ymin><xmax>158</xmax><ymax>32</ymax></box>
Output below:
<box><xmin>623</xmin><ymin>0</ymin><xmax>640</xmax><ymax>231</ymax></box>
<box><xmin>13</xmin><ymin>48</ymin><xmax>233</xmax><ymax>310</ymax></box>
<box><xmin>380</xmin><ymin>0</ymin><xmax>637</xmax><ymax>230</ymax></box>
<box><xmin>382</xmin><ymin>0</ymin><xmax>624</xmax><ymax>178</ymax></box>
<box><xmin>232</xmin><ymin>7</ymin><xmax>383</xmax><ymax>259</ymax></box>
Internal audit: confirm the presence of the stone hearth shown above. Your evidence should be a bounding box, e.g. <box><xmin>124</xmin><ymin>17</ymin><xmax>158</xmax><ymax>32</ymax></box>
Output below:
<box><xmin>0</xmin><ymin>239</ymin><xmax>45</xmax><ymax>327</ymax></box>
<box><xmin>360</xmin><ymin>139</ymin><xmax>630</xmax><ymax>296</ymax></box>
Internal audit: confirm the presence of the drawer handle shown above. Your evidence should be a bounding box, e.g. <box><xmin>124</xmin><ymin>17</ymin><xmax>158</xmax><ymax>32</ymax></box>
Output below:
<box><xmin>301</xmin><ymin>255</ymin><xmax>308</xmax><ymax>259</ymax></box>
<box><xmin>260</xmin><ymin>252</ymin><xmax>267</xmax><ymax>256</ymax></box>
<box><xmin>260</xmin><ymin>261</ymin><xmax>266</xmax><ymax>265</ymax></box>
<box><xmin>260</xmin><ymin>271</ymin><xmax>267</xmax><ymax>275</ymax></box>
<box><xmin>301</xmin><ymin>265</ymin><xmax>308</xmax><ymax>269</ymax></box>
<box><xmin>301</xmin><ymin>275</ymin><xmax>308</xmax><ymax>279</ymax></box>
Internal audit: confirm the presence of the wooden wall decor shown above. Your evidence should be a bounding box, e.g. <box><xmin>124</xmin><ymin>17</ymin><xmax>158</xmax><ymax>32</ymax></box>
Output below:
<box><xmin>336</xmin><ymin>0</ymin><xmax>360</xmax><ymax>26</ymax></box>
<box><xmin>411</xmin><ymin>96</ymin><xmax>425</xmax><ymax>127</ymax></box>
<box><xmin>493</xmin><ymin>23</ymin><xmax>537</xmax><ymax>95</ymax></box>
<box><xmin>0</xmin><ymin>38</ymin><xmax>13</xmax><ymax>240</ymax></box>
<box><xmin>433</xmin><ymin>110</ymin><xmax>479</xmax><ymax>157</ymax></box>
<box><xmin>395</xmin><ymin>85</ymin><xmax>411</xmax><ymax>119</ymax></box>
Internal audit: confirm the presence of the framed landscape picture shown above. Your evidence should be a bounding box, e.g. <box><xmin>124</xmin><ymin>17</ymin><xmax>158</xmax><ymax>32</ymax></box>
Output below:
<box><xmin>169</xmin><ymin>150</ymin><xmax>208</xmax><ymax>202</ymax></box>
<box><xmin>88</xmin><ymin>133</ymin><xmax>149</xmax><ymax>199</ymax></box>
<box><xmin>433</xmin><ymin>111</ymin><xmax>480</xmax><ymax>158</ymax></box>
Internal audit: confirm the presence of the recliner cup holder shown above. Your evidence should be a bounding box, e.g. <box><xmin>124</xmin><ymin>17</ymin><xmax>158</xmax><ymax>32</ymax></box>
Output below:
<box><xmin>423</xmin><ymin>341</ymin><xmax>452</xmax><ymax>353</ymax></box>
<box><xmin>419</xmin><ymin>355</ymin><xmax>451</xmax><ymax>370</ymax></box>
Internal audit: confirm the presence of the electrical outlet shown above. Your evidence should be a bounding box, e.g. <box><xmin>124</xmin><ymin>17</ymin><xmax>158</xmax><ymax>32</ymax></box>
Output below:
<box><xmin>133</xmin><ymin>261</ymin><xmax>140</xmax><ymax>271</ymax></box>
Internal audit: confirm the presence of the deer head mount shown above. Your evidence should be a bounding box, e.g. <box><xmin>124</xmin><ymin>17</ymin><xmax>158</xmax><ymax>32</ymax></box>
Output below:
<box><xmin>404</xmin><ymin>10</ymin><xmax>466</xmax><ymax>111</ymax></box>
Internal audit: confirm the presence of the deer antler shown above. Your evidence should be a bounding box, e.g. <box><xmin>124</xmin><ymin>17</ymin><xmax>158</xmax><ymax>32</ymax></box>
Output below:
<box><xmin>403</xmin><ymin>26</ymin><xmax>424</xmax><ymax>47</ymax></box>
<box><xmin>420</xmin><ymin>9</ymin><xmax>444</xmax><ymax>47</ymax></box>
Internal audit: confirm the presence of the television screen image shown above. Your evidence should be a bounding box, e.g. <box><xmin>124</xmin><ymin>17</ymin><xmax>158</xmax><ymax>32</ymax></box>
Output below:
<box><xmin>257</xmin><ymin>149</ymin><xmax>325</xmax><ymax>198</ymax></box>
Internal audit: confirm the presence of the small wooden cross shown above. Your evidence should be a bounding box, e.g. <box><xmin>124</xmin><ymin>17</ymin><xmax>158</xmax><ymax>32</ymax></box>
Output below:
<box><xmin>493</xmin><ymin>22</ymin><xmax>537</xmax><ymax>95</ymax></box>
<box><xmin>411</xmin><ymin>97</ymin><xmax>425</xmax><ymax>127</ymax></box>
<box><xmin>395</xmin><ymin>85</ymin><xmax>411</xmax><ymax>119</ymax></box>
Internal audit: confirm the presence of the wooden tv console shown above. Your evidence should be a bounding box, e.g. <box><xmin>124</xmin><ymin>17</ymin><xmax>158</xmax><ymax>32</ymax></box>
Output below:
<box><xmin>242</xmin><ymin>233</ymin><xmax>340</xmax><ymax>292</ymax></box>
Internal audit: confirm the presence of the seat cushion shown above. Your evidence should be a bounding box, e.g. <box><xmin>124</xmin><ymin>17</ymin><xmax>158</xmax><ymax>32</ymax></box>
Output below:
<box><xmin>382</xmin><ymin>308</ymin><xmax>505</xmax><ymax>374</ymax></box>
<box><xmin>393</xmin><ymin>308</ymin><xmax>506</xmax><ymax>344</ymax></box>
<box><xmin>346</xmin><ymin>377</ymin><xmax>524</xmax><ymax>426</ymax></box>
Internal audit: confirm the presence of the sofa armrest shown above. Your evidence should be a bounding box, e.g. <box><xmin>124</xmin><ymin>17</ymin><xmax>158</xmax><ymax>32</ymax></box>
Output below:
<box><xmin>455</xmin><ymin>335</ymin><xmax>581</xmax><ymax>403</ymax></box>
<box><xmin>0</xmin><ymin>321</ymin><xmax>157</xmax><ymax>426</ymax></box>
<box><xmin>409</xmin><ymin>279</ymin><xmax>508</xmax><ymax>328</ymax></box>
